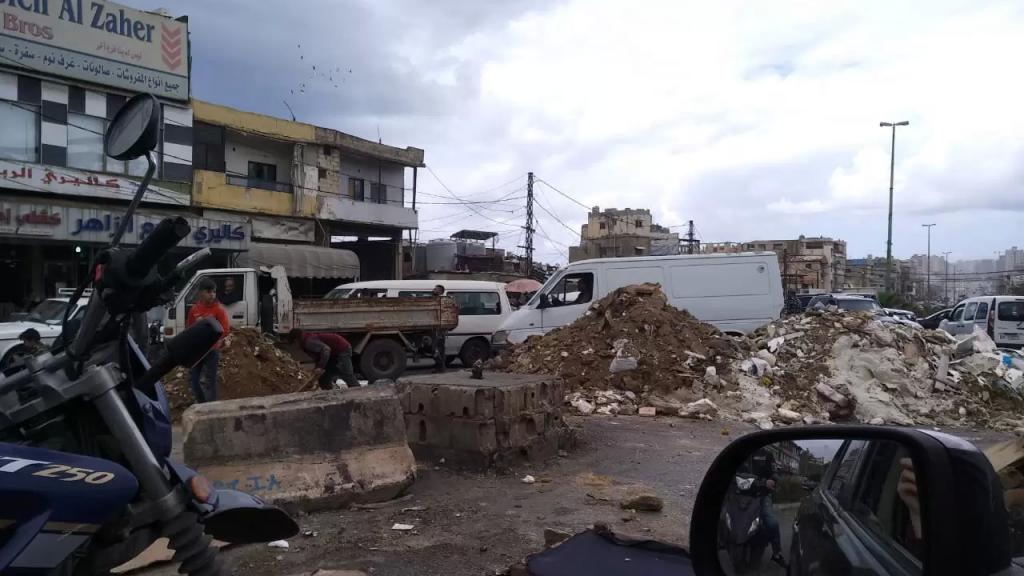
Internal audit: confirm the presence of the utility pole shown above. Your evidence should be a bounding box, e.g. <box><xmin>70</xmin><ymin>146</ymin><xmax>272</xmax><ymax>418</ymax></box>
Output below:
<box><xmin>942</xmin><ymin>251</ymin><xmax>952</xmax><ymax>305</ymax></box>
<box><xmin>519</xmin><ymin>172</ymin><xmax>535</xmax><ymax>277</ymax></box>
<box><xmin>922</xmin><ymin>223</ymin><xmax>935</xmax><ymax>302</ymax></box>
<box><xmin>685</xmin><ymin>220</ymin><xmax>696</xmax><ymax>254</ymax></box>
<box><xmin>880</xmin><ymin>120</ymin><xmax>910</xmax><ymax>291</ymax></box>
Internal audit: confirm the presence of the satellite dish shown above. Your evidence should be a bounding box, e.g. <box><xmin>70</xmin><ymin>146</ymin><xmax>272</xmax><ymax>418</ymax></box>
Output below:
<box><xmin>105</xmin><ymin>93</ymin><xmax>161</xmax><ymax>161</ymax></box>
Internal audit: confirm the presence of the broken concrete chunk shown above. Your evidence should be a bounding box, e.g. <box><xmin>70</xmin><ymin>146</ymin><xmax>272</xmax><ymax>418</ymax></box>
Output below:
<box><xmin>638</xmin><ymin>407</ymin><xmax>657</xmax><ymax>417</ymax></box>
<box><xmin>815</xmin><ymin>383</ymin><xmax>850</xmax><ymax>407</ymax></box>
<box><xmin>679</xmin><ymin>399</ymin><xmax>718</xmax><ymax>419</ymax></box>
<box><xmin>571</xmin><ymin>398</ymin><xmax>595</xmax><ymax>415</ymax></box>
<box><xmin>867</xmin><ymin>417</ymin><xmax>885</xmax><ymax>425</ymax></box>
<box><xmin>609</xmin><ymin>355</ymin><xmax>639</xmax><ymax>373</ymax></box>
<box><xmin>620</xmin><ymin>493</ymin><xmax>664</xmax><ymax>512</ymax></box>
<box><xmin>756</xmin><ymin>349</ymin><xmax>777</xmax><ymax>367</ymax></box>
<box><xmin>776</xmin><ymin>408</ymin><xmax>802</xmax><ymax>423</ymax></box>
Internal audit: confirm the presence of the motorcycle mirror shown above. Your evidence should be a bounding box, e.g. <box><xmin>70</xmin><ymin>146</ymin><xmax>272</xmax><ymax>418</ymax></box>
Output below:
<box><xmin>689</xmin><ymin>426</ymin><xmax>1012</xmax><ymax>576</ymax></box>
<box><xmin>105</xmin><ymin>93</ymin><xmax>161</xmax><ymax>160</ymax></box>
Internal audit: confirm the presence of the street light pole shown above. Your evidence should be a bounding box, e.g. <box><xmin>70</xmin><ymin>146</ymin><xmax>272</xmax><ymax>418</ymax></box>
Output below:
<box><xmin>881</xmin><ymin>120</ymin><xmax>910</xmax><ymax>292</ymax></box>
<box><xmin>942</xmin><ymin>251</ymin><xmax>952</xmax><ymax>305</ymax></box>
<box><xmin>922</xmin><ymin>223</ymin><xmax>935</xmax><ymax>302</ymax></box>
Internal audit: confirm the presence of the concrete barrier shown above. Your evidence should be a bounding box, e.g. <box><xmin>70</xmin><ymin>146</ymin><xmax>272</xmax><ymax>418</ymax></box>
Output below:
<box><xmin>182</xmin><ymin>384</ymin><xmax>415</xmax><ymax>511</ymax></box>
<box><xmin>397</xmin><ymin>372</ymin><xmax>570</xmax><ymax>469</ymax></box>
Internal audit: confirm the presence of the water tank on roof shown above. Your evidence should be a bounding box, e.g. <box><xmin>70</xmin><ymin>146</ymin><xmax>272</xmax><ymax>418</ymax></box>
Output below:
<box><xmin>464</xmin><ymin>242</ymin><xmax>486</xmax><ymax>257</ymax></box>
<box><xmin>426</xmin><ymin>240</ymin><xmax>458</xmax><ymax>271</ymax></box>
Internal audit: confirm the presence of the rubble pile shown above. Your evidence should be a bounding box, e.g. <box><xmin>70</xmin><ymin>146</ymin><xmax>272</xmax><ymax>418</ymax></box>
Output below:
<box><xmin>165</xmin><ymin>328</ymin><xmax>313</xmax><ymax>419</ymax></box>
<box><xmin>500</xmin><ymin>284</ymin><xmax>741</xmax><ymax>416</ymax></box>
<box><xmin>731</xmin><ymin>308</ymin><xmax>1024</xmax><ymax>429</ymax></box>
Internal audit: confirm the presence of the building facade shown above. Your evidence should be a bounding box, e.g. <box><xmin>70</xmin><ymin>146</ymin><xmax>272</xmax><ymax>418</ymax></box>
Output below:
<box><xmin>0</xmin><ymin>1</ymin><xmax>202</xmax><ymax>310</ymax></box>
<box><xmin>190</xmin><ymin>100</ymin><xmax>423</xmax><ymax>284</ymax></box>
<box><xmin>569</xmin><ymin>206</ymin><xmax>680</xmax><ymax>262</ymax></box>
<box><xmin>703</xmin><ymin>236</ymin><xmax>847</xmax><ymax>293</ymax></box>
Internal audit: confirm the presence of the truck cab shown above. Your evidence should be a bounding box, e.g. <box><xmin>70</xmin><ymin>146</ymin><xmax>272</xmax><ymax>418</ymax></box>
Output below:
<box><xmin>163</xmin><ymin>267</ymin><xmax>287</xmax><ymax>340</ymax></box>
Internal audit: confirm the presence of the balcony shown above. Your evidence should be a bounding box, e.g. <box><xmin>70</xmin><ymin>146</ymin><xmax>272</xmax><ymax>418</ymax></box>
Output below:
<box><xmin>317</xmin><ymin>194</ymin><xmax>418</xmax><ymax>229</ymax></box>
<box><xmin>193</xmin><ymin>170</ymin><xmax>315</xmax><ymax>217</ymax></box>
<box><xmin>226</xmin><ymin>174</ymin><xmax>294</xmax><ymax>194</ymax></box>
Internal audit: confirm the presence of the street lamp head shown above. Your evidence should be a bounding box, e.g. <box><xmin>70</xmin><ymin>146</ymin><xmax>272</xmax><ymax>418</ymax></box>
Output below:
<box><xmin>880</xmin><ymin>122</ymin><xmax>892</xmax><ymax>127</ymax></box>
<box><xmin>880</xmin><ymin>121</ymin><xmax>910</xmax><ymax>127</ymax></box>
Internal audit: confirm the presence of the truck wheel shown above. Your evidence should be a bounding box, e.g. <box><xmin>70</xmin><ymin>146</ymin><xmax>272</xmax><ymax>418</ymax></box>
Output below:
<box><xmin>459</xmin><ymin>338</ymin><xmax>490</xmax><ymax>368</ymax></box>
<box><xmin>359</xmin><ymin>339</ymin><xmax>407</xmax><ymax>382</ymax></box>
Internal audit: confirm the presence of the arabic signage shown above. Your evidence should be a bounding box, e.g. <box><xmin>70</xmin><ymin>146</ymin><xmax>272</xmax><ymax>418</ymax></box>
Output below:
<box><xmin>0</xmin><ymin>199</ymin><xmax>250</xmax><ymax>250</ymax></box>
<box><xmin>0</xmin><ymin>0</ymin><xmax>188</xmax><ymax>100</ymax></box>
<box><xmin>0</xmin><ymin>159</ymin><xmax>188</xmax><ymax>206</ymax></box>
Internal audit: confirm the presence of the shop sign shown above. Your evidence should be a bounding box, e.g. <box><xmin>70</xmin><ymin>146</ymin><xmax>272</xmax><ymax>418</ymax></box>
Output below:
<box><xmin>0</xmin><ymin>200</ymin><xmax>250</xmax><ymax>250</ymax></box>
<box><xmin>0</xmin><ymin>160</ymin><xmax>189</xmax><ymax>206</ymax></box>
<box><xmin>0</xmin><ymin>0</ymin><xmax>189</xmax><ymax>100</ymax></box>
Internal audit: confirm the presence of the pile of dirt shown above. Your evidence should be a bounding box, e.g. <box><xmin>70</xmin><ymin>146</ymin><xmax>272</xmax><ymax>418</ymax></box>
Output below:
<box><xmin>726</xmin><ymin>308</ymin><xmax>1024</xmax><ymax>430</ymax></box>
<box><xmin>499</xmin><ymin>284</ymin><xmax>742</xmax><ymax>415</ymax></box>
<box><xmin>164</xmin><ymin>327</ymin><xmax>313</xmax><ymax>419</ymax></box>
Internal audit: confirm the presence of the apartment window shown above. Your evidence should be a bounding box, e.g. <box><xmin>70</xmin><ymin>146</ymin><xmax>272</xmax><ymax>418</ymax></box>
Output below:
<box><xmin>370</xmin><ymin>182</ymin><xmax>386</xmax><ymax>204</ymax></box>
<box><xmin>635</xmin><ymin>219</ymin><xmax>643</xmax><ymax>228</ymax></box>
<box><xmin>318</xmin><ymin>167</ymin><xmax>328</xmax><ymax>179</ymax></box>
<box><xmin>193</xmin><ymin>121</ymin><xmax>226</xmax><ymax>172</ymax></box>
<box><xmin>349</xmin><ymin>178</ymin><xmax>365</xmax><ymax>201</ymax></box>
<box><xmin>67</xmin><ymin>113</ymin><xmax>105</xmax><ymax>171</ymax></box>
<box><xmin>599</xmin><ymin>222</ymin><xmax>607</xmax><ymax>230</ymax></box>
<box><xmin>248</xmin><ymin>161</ymin><xmax>277</xmax><ymax>184</ymax></box>
<box><xmin>0</xmin><ymin>101</ymin><xmax>39</xmax><ymax>162</ymax></box>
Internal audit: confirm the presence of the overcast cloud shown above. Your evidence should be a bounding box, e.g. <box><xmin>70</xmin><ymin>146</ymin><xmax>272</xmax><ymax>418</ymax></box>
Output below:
<box><xmin>140</xmin><ymin>0</ymin><xmax>1024</xmax><ymax>263</ymax></box>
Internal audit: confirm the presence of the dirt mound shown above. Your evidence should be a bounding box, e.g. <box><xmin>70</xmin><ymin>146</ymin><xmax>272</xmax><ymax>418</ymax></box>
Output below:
<box><xmin>728</xmin><ymin>308</ymin><xmax>1024</xmax><ymax>430</ymax></box>
<box><xmin>164</xmin><ymin>327</ymin><xmax>313</xmax><ymax>419</ymax></box>
<box><xmin>499</xmin><ymin>284</ymin><xmax>741</xmax><ymax>413</ymax></box>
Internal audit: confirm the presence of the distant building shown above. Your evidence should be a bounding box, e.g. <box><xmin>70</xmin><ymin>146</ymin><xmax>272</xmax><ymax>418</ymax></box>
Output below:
<box><xmin>569</xmin><ymin>206</ymin><xmax>680</xmax><ymax>262</ymax></box>
<box><xmin>844</xmin><ymin>256</ymin><xmax>914</xmax><ymax>296</ymax></box>
<box><xmin>732</xmin><ymin>237</ymin><xmax>847</xmax><ymax>293</ymax></box>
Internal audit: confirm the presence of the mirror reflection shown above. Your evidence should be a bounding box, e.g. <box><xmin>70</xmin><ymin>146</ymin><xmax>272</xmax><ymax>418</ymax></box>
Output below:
<box><xmin>718</xmin><ymin>439</ymin><xmax>923</xmax><ymax>575</ymax></box>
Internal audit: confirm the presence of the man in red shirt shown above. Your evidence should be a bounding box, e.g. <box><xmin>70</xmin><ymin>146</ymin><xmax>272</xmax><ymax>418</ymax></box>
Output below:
<box><xmin>187</xmin><ymin>278</ymin><xmax>231</xmax><ymax>402</ymax></box>
<box><xmin>292</xmin><ymin>329</ymin><xmax>359</xmax><ymax>389</ymax></box>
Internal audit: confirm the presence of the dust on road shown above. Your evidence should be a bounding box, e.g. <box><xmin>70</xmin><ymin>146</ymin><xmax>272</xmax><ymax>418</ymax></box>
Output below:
<box><xmin>208</xmin><ymin>415</ymin><xmax>741</xmax><ymax>576</ymax></box>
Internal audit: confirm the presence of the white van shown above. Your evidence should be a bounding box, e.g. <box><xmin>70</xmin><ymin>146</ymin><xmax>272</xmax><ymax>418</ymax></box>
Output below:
<box><xmin>939</xmin><ymin>295</ymin><xmax>1024</xmax><ymax>349</ymax></box>
<box><xmin>492</xmin><ymin>253</ymin><xmax>784</xmax><ymax>347</ymax></box>
<box><xmin>325</xmin><ymin>280</ymin><xmax>513</xmax><ymax>365</ymax></box>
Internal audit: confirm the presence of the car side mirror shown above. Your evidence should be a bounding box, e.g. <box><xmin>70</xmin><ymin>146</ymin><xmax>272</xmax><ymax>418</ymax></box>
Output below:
<box><xmin>537</xmin><ymin>293</ymin><xmax>551</xmax><ymax>309</ymax></box>
<box><xmin>689</xmin><ymin>426</ymin><xmax>1012</xmax><ymax>576</ymax></box>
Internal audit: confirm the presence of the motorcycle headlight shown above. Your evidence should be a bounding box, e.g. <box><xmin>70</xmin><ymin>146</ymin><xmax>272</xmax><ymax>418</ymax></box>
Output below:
<box><xmin>492</xmin><ymin>330</ymin><xmax>509</xmax><ymax>345</ymax></box>
<box><xmin>748</xmin><ymin>516</ymin><xmax>761</xmax><ymax>536</ymax></box>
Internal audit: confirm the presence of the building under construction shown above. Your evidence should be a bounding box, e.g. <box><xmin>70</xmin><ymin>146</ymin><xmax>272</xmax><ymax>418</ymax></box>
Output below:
<box><xmin>568</xmin><ymin>206</ymin><xmax>685</xmax><ymax>262</ymax></box>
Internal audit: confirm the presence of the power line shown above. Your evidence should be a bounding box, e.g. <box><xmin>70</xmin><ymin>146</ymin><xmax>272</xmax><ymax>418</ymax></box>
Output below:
<box><xmin>533</xmin><ymin>195</ymin><xmax>580</xmax><ymax>238</ymax></box>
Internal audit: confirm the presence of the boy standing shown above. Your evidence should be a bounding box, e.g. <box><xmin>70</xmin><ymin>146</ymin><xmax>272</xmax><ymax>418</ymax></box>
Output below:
<box><xmin>187</xmin><ymin>278</ymin><xmax>230</xmax><ymax>402</ymax></box>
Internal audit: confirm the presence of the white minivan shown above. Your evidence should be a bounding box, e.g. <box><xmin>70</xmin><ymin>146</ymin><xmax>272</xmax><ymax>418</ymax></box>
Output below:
<box><xmin>325</xmin><ymin>280</ymin><xmax>513</xmax><ymax>366</ymax></box>
<box><xmin>939</xmin><ymin>295</ymin><xmax>1024</xmax><ymax>349</ymax></box>
<box><xmin>492</xmin><ymin>253</ymin><xmax>784</xmax><ymax>347</ymax></box>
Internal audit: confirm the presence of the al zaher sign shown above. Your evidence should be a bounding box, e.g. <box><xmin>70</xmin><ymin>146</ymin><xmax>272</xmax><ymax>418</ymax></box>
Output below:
<box><xmin>0</xmin><ymin>0</ymin><xmax>188</xmax><ymax>100</ymax></box>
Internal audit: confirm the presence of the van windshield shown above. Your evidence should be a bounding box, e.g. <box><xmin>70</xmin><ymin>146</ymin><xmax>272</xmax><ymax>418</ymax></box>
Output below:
<box><xmin>324</xmin><ymin>288</ymin><xmax>353</xmax><ymax>299</ymax></box>
<box><xmin>998</xmin><ymin>301</ymin><xmax>1024</xmax><ymax>322</ymax></box>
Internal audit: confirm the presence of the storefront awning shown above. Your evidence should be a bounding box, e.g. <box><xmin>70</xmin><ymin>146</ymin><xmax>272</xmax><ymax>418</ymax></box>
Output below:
<box><xmin>236</xmin><ymin>243</ymin><xmax>360</xmax><ymax>279</ymax></box>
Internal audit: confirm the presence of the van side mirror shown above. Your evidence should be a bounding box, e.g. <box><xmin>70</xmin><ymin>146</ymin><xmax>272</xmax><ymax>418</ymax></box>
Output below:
<box><xmin>537</xmin><ymin>293</ymin><xmax>551</xmax><ymax>309</ymax></box>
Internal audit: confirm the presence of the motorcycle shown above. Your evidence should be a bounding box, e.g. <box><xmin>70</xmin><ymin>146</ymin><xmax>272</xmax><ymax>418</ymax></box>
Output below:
<box><xmin>0</xmin><ymin>94</ymin><xmax>298</xmax><ymax>575</ymax></box>
<box><xmin>720</xmin><ymin>473</ymin><xmax>770</xmax><ymax>574</ymax></box>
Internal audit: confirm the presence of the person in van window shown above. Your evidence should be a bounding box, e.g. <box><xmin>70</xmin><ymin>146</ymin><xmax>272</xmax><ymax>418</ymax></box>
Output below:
<box><xmin>219</xmin><ymin>276</ymin><xmax>243</xmax><ymax>306</ymax></box>
<box><xmin>432</xmin><ymin>285</ymin><xmax>449</xmax><ymax>372</ymax></box>
<box><xmin>573</xmin><ymin>275</ymin><xmax>593</xmax><ymax>305</ymax></box>
<box><xmin>187</xmin><ymin>278</ymin><xmax>230</xmax><ymax>403</ymax></box>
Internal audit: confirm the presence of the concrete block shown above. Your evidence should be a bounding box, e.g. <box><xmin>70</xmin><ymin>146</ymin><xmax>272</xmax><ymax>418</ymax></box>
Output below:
<box><xmin>448</xmin><ymin>418</ymin><xmax>498</xmax><ymax>454</ymax></box>
<box><xmin>404</xmin><ymin>413</ymin><xmax>452</xmax><ymax>448</ymax></box>
<box><xmin>182</xmin><ymin>384</ymin><xmax>415</xmax><ymax>511</ymax></box>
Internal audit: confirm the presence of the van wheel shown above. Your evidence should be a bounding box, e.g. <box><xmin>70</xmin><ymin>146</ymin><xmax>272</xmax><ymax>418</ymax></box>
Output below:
<box><xmin>359</xmin><ymin>339</ymin><xmax>407</xmax><ymax>382</ymax></box>
<box><xmin>459</xmin><ymin>338</ymin><xmax>491</xmax><ymax>368</ymax></box>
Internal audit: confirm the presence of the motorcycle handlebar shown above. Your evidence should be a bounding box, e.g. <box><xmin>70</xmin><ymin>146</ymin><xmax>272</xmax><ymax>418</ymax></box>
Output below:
<box><xmin>126</xmin><ymin>217</ymin><xmax>190</xmax><ymax>279</ymax></box>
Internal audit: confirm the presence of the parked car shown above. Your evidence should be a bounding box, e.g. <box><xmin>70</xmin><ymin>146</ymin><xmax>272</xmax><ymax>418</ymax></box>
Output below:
<box><xmin>0</xmin><ymin>289</ymin><xmax>90</xmax><ymax>370</ymax></box>
<box><xmin>326</xmin><ymin>279</ymin><xmax>513</xmax><ymax>366</ymax></box>
<box><xmin>884</xmin><ymin>308</ymin><xmax>917</xmax><ymax>322</ymax></box>
<box><xmin>918</xmin><ymin>308</ymin><xmax>951</xmax><ymax>330</ymax></box>
<box><xmin>493</xmin><ymin>253</ymin><xmax>784</xmax><ymax>346</ymax></box>
<box><xmin>939</xmin><ymin>295</ymin><xmax>1024</xmax><ymax>349</ymax></box>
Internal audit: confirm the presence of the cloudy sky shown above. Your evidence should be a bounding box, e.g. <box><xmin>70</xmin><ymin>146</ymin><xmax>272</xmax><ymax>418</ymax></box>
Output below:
<box><xmin>141</xmin><ymin>0</ymin><xmax>1023</xmax><ymax>264</ymax></box>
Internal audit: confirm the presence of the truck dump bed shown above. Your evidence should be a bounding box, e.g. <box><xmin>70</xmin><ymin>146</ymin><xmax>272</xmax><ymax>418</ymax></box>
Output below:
<box><xmin>291</xmin><ymin>296</ymin><xmax>459</xmax><ymax>333</ymax></box>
